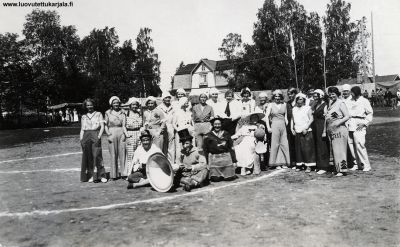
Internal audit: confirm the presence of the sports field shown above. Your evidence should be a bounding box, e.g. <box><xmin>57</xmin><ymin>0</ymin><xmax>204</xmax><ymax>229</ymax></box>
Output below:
<box><xmin>0</xmin><ymin>108</ymin><xmax>399</xmax><ymax>247</ymax></box>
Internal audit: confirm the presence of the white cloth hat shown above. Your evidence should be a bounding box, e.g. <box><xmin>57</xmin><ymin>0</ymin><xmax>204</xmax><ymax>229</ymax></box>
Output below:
<box><xmin>125</xmin><ymin>97</ymin><xmax>140</xmax><ymax>106</ymax></box>
<box><xmin>161</xmin><ymin>92</ymin><xmax>172</xmax><ymax>99</ymax></box>
<box><xmin>177</xmin><ymin>97</ymin><xmax>189</xmax><ymax>108</ymax></box>
<box><xmin>258</xmin><ymin>92</ymin><xmax>268</xmax><ymax>98</ymax></box>
<box><xmin>145</xmin><ymin>96</ymin><xmax>157</xmax><ymax>105</ymax></box>
<box><xmin>176</xmin><ymin>88</ymin><xmax>186</xmax><ymax>94</ymax></box>
<box><xmin>342</xmin><ymin>84</ymin><xmax>351</xmax><ymax>91</ymax></box>
<box><xmin>314</xmin><ymin>89</ymin><xmax>325</xmax><ymax>98</ymax></box>
<box><xmin>209</xmin><ymin>87</ymin><xmax>219</xmax><ymax>95</ymax></box>
<box><xmin>109</xmin><ymin>96</ymin><xmax>120</xmax><ymax>106</ymax></box>
<box><xmin>295</xmin><ymin>93</ymin><xmax>307</xmax><ymax>100</ymax></box>
<box><xmin>273</xmin><ymin>89</ymin><xmax>283</xmax><ymax>96</ymax></box>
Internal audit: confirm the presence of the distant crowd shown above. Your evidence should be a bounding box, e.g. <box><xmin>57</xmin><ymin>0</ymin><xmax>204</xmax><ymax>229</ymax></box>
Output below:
<box><xmin>78</xmin><ymin>84</ymin><xmax>381</xmax><ymax>192</ymax></box>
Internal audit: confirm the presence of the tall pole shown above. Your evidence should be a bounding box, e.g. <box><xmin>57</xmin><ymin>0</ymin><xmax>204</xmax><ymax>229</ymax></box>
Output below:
<box><xmin>360</xmin><ymin>16</ymin><xmax>368</xmax><ymax>90</ymax></box>
<box><xmin>371</xmin><ymin>12</ymin><xmax>376</xmax><ymax>85</ymax></box>
<box><xmin>294</xmin><ymin>60</ymin><xmax>299</xmax><ymax>90</ymax></box>
<box><xmin>323</xmin><ymin>57</ymin><xmax>327</xmax><ymax>90</ymax></box>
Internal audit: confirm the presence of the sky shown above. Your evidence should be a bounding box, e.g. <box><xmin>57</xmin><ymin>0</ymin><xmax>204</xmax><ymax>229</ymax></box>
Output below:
<box><xmin>1</xmin><ymin>0</ymin><xmax>399</xmax><ymax>91</ymax></box>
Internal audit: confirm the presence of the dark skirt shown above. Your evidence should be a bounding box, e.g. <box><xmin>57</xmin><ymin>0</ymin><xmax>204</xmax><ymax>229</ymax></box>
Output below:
<box><xmin>81</xmin><ymin>130</ymin><xmax>106</xmax><ymax>182</ymax></box>
<box><xmin>208</xmin><ymin>153</ymin><xmax>235</xmax><ymax>179</ymax></box>
<box><xmin>313</xmin><ymin>119</ymin><xmax>330</xmax><ymax>170</ymax></box>
<box><xmin>294</xmin><ymin>131</ymin><xmax>316</xmax><ymax>166</ymax></box>
<box><xmin>222</xmin><ymin>118</ymin><xmax>239</xmax><ymax>136</ymax></box>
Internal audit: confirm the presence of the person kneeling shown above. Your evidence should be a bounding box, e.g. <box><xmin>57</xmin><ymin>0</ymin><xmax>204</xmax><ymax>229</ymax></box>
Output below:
<box><xmin>176</xmin><ymin>129</ymin><xmax>208</xmax><ymax>192</ymax></box>
<box><xmin>127</xmin><ymin>130</ymin><xmax>162</xmax><ymax>189</ymax></box>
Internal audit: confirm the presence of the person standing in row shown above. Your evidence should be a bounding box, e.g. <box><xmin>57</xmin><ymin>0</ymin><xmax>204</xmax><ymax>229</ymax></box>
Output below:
<box><xmin>173</xmin><ymin>97</ymin><xmax>194</xmax><ymax>159</ymax></box>
<box><xmin>79</xmin><ymin>99</ymin><xmax>107</xmax><ymax>183</ymax></box>
<box><xmin>143</xmin><ymin>96</ymin><xmax>166</xmax><ymax>152</ymax></box>
<box><xmin>220</xmin><ymin>90</ymin><xmax>241</xmax><ymax>136</ymax></box>
<box><xmin>255</xmin><ymin>92</ymin><xmax>269</xmax><ymax>114</ymax></box>
<box><xmin>207</xmin><ymin>88</ymin><xmax>225</xmax><ymax>118</ymax></box>
<box><xmin>348</xmin><ymin>86</ymin><xmax>373</xmax><ymax>172</ymax></box>
<box><xmin>105</xmin><ymin>96</ymin><xmax>126</xmax><ymax>180</ymax></box>
<box><xmin>192</xmin><ymin>93</ymin><xmax>214</xmax><ymax>153</ymax></box>
<box><xmin>312</xmin><ymin>89</ymin><xmax>330</xmax><ymax>175</ymax></box>
<box><xmin>265</xmin><ymin>90</ymin><xmax>290</xmax><ymax>169</ymax></box>
<box><xmin>286</xmin><ymin>88</ymin><xmax>297</xmax><ymax>168</ymax></box>
<box><xmin>240</xmin><ymin>87</ymin><xmax>256</xmax><ymax>116</ymax></box>
<box><xmin>158</xmin><ymin>92</ymin><xmax>175</xmax><ymax>163</ymax></box>
<box><xmin>324</xmin><ymin>87</ymin><xmax>350</xmax><ymax>177</ymax></box>
<box><xmin>291</xmin><ymin>93</ymin><xmax>316</xmax><ymax>172</ymax></box>
<box><xmin>123</xmin><ymin>97</ymin><xmax>143</xmax><ymax>177</ymax></box>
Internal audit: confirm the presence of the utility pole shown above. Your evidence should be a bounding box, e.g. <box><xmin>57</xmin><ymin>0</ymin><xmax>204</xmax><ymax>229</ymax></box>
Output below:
<box><xmin>371</xmin><ymin>12</ymin><xmax>376</xmax><ymax>85</ymax></box>
<box><xmin>360</xmin><ymin>16</ymin><xmax>368</xmax><ymax>87</ymax></box>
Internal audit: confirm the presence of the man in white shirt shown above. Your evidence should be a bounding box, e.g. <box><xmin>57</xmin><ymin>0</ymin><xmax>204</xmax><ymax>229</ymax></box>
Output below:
<box><xmin>127</xmin><ymin>130</ymin><xmax>163</xmax><ymax>189</ymax></box>
<box><xmin>347</xmin><ymin>86</ymin><xmax>373</xmax><ymax>172</ymax></box>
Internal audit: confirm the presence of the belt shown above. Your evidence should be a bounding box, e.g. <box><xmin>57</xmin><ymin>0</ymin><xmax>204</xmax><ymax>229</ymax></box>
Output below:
<box><xmin>126</xmin><ymin>127</ymin><xmax>141</xmax><ymax>131</ymax></box>
<box><xmin>351</xmin><ymin>116</ymin><xmax>365</xmax><ymax>119</ymax></box>
<box><xmin>194</xmin><ymin>120</ymin><xmax>209</xmax><ymax>123</ymax></box>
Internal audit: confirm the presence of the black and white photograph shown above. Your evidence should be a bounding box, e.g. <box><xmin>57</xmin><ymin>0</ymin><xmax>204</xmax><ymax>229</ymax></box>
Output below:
<box><xmin>0</xmin><ymin>0</ymin><xmax>399</xmax><ymax>246</ymax></box>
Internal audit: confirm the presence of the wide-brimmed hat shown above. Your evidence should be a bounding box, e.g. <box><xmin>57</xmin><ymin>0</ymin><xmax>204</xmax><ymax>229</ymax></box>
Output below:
<box><xmin>109</xmin><ymin>96</ymin><xmax>120</xmax><ymax>106</ymax></box>
<box><xmin>178</xmin><ymin>128</ymin><xmax>193</xmax><ymax>143</ymax></box>
<box><xmin>210</xmin><ymin>117</ymin><xmax>225</xmax><ymax>125</ymax></box>
<box><xmin>139</xmin><ymin>130</ymin><xmax>152</xmax><ymax>140</ymax></box>
<box><xmin>242</xmin><ymin>112</ymin><xmax>265</xmax><ymax>123</ymax></box>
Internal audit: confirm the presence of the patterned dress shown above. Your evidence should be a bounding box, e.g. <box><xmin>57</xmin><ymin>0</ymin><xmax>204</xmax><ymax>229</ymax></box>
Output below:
<box><xmin>123</xmin><ymin>111</ymin><xmax>143</xmax><ymax>175</ymax></box>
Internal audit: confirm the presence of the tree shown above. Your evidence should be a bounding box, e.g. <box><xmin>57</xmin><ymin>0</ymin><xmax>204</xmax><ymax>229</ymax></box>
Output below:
<box><xmin>23</xmin><ymin>9</ymin><xmax>83</xmax><ymax>111</ymax></box>
<box><xmin>218</xmin><ymin>33</ymin><xmax>243</xmax><ymax>60</ymax></box>
<box><xmin>0</xmin><ymin>33</ymin><xmax>32</xmax><ymax>119</ymax></box>
<box><xmin>324</xmin><ymin>0</ymin><xmax>359</xmax><ymax>85</ymax></box>
<box><xmin>133</xmin><ymin>27</ymin><xmax>162</xmax><ymax>97</ymax></box>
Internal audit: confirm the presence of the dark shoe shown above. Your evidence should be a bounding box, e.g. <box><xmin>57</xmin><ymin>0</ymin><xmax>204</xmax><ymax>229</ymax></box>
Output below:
<box><xmin>182</xmin><ymin>184</ymin><xmax>192</xmax><ymax>192</ymax></box>
<box><xmin>127</xmin><ymin>183</ymin><xmax>134</xmax><ymax>189</ymax></box>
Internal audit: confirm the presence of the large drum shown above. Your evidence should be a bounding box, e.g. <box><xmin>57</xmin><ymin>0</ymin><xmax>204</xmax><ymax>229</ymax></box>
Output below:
<box><xmin>146</xmin><ymin>152</ymin><xmax>174</xmax><ymax>192</ymax></box>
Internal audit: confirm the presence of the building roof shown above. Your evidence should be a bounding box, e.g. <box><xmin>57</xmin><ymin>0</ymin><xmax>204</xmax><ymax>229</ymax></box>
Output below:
<box><xmin>174</xmin><ymin>59</ymin><xmax>234</xmax><ymax>76</ymax></box>
<box><xmin>375</xmin><ymin>74</ymin><xmax>399</xmax><ymax>82</ymax></box>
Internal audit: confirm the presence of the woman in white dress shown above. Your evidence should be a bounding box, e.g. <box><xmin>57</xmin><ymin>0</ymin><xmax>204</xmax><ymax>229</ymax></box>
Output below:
<box><xmin>173</xmin><ymin>97</ymin><xmax>194</xmax><ymax>158</ymax></box>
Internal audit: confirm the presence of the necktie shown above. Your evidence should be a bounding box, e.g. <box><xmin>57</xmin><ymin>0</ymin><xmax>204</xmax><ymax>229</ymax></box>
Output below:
<box><xmin>225</xmin><ymin>101</ymin><xmax>231</xmax><ymax>117</ymax></box>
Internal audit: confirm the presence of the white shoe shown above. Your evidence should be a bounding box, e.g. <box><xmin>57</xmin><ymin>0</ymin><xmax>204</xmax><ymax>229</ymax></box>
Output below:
<box><xmin>240</xmin><ymin>168</ymin><xmax>246</xmax><ymax>176</ymax></box>
<box><xmin>88</xmin><ymin>177</ymin><xmax>94</xmax><ymax>183</ymax></box>
<box><xmin>335</xmin><ymin>173</ymin><xmax>343</xmax><ymax>177</ymax></box>
<box><xmin>276</xmin><ymin>166</ymin><xmax>282</xmax><ymax>170</ymax></box>
<box><xmin>317</xmin><ymin>170</ymin><xmax>326</xmax><ymax>175</ymax></box>
<box><xmin>282</xmin><ymin>166</ymin><xmax>288</xmax><ymax>169</ymax></box>
<box><xmin>291</xmin><ymin>166</ymin><xmax>297</xmax><ymax>170</ymax></box>
<box><xmin>350</xmin><ymin>166</ymin><xmax>358</xmax><ymax>171</ymax></box>
<box><xmin>363</xmin><ymin>168</ymin><xmax>371</xmax><ymax>172</ymax></box>
<box><xmin>101</xmin><ymin>177</ymin><xmax>108</xmax><ymax>183</ymax></box>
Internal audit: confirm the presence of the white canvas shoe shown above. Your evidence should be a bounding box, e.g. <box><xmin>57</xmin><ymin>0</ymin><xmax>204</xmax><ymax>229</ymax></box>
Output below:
<box><xmin>101</xmin><ymin>177</ymin><xmax>108</xmax><ymax>183</ymax></box>
<box><xmin>88</xmin><ymin>177</ymin><xmax>94</xmax><ymax>183</ymax></box>
<box><xmin>350</xmin><ymin>166</ymin><xmax>358</xmax><ymax>171</ymax></box>
<box><xmin>363</xmin><ymin>168</ymin><xmax>371</xmax><ymax>172</ymax></box>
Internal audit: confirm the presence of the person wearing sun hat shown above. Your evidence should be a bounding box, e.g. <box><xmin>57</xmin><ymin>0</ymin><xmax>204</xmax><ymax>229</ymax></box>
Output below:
<box><xmin>175</xmin><ymin>129</ymin><xmax>208</xmax><ymax>192</ymax></box>
<box><xmin>157</xmin><ymin>92</ymin><xmax>176</xmax><ymax>163</ymax></box>
<box><xmin>291</xmin><ymin>93</ymin><xmax>316</xmax><ymax>172</ymax></box>
<box><xmin>265</xmin><ymin>89</ymin><xmax>290</xmax><ymax>169</ymax></box>
<box><xmin>312</xmin><ymin>89</ymin><xmax>330</xmax><ymax>174</ymax></box>
<box><xmin>143</xmin><ymin>96</ymin><xmax>166</xmax><ymax>152</ymax></box>
<box><xmin>192</xmin><ymin>92</ymin><xmax>214</xmax><ymax>152</ymax></box>
<box><xmin>126</xmin><ymin>130</ymin><xmax>163</xmax><ymax>189</ymax></box>
<box><xmin>122</xmin><ymin>97</ymin><xmax>143</xmax><ymax>176</ymax></box>
<box><xmin>104</xmin><ymin>96</ymin><xmax>127</xmax><ymax>180</ymax></box>
<box><xmin>255</xmin><ymin>92</ymin><xmax>270</xmax><ymax>114</ymax></box>
<box><xmin>232</xmin><ymin>112</ymin><xmax>266</xmax><ymax>175</ymax></box>
<box><xmin>207</xmin><ymin>87</ymin><xmax>225</xmax><ymax>117</ymax></box>
<box><xmin>203</xmin><ymin>117</ymin><xmax>237</xmax><ymax>181</ymax></box>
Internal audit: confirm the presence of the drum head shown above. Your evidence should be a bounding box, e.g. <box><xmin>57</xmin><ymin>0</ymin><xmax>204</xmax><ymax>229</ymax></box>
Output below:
<box><xmin>146</xmin><ymin>152</ymin><xmax>174</xmax><ymax>192</ymax></box>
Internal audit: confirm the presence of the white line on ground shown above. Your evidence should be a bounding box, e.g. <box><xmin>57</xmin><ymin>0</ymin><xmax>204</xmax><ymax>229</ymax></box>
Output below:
<box><xmin>0</xmin><ymin>168</ymin><xmax>81</xmax><ymax>174</ymax></box>
<box><xmin>0</xmin><ymin>169</ymin><xmax>285</xmax><ymax>218</ymax></box>
<box><xmin>0</xmin><ymin>151</ymin><xmax>110</xmax><ymax>164</ymax></box>
<box><xmin>0</xmin><ymin>152</ymin><xmax>82</xmax><ymax>164</ymax></box>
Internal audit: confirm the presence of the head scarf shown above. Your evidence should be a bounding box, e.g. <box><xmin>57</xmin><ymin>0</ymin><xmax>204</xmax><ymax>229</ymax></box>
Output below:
<box><xmin>145</xmin><ymin>96</ymin><xmax>157</xmax><ymax>106</ymax></box>
<box><xmin>314</xmin><ymin>89</ymin><xmax>325</xmax><ymax>98</ymax></box>
<box><xmin>176</xmin><ymin>88</ymin><xmax>186</xmax><ymax>95</ymax></box>
<box><xmin>109</xmin><ymin>96</ymin><xmax>120</xmax><ymax>106</ymax></box>
<box><xmin>342</xmin><ymin>84</ymin><xmax>351</xmax><ymax>91</ymax></box>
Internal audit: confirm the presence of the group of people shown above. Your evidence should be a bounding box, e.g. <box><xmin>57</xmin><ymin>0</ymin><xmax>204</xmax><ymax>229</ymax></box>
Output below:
<box><xmin>368</xmin><ymin>87</ymin><xmax>400</xmax><ymax>109</ymax></box>
<box><xmin>79</xmin><ymin>84</ymin><xmax>374</xmax><ymax>192</ymax></box>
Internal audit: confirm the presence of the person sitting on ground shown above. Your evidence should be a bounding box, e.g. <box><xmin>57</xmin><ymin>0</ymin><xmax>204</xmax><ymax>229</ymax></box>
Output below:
<box><xmin>175</xmin><ymin>129</ymin><xmax>209</xmax><ymax>192</ymax></box>
<box><xmin>127</xmin><ymin>130</ymin><xmax>163</xmax><ymax>189</ymax></box>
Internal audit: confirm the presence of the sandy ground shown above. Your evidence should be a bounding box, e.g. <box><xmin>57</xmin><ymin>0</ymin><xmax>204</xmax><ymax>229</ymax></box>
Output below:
<box><xmin>0</xmin><ymin>109</ymin><xmax>399</xmax><ymax>247</ymax></box>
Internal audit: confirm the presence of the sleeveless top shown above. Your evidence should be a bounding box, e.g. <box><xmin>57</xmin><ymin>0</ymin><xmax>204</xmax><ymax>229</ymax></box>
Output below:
<box><xmin>105</xmin><ymin>110</ymin><xmax>125</xmax><ymax>128</ymax></box>
<box><xmin>270</xmin><ymin>103</ymin><xmax>287</xmax><ymax>121</ymax></box>
<box><xmin>326</xmin><ymin>99</ymin><xmax>346</xmax><ymax>131</ymax></box>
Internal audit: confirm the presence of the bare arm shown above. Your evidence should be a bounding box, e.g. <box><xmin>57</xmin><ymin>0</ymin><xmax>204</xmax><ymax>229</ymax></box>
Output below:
<box><xmin>265</xmin><ymin>104</ymin><xmax>272</xmax><ymax>132</ymax></box>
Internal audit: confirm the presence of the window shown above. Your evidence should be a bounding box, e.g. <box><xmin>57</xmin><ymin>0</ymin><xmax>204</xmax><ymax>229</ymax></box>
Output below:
<box><xmin>201</xmin><ymin>65</ymin><xmax>205</xmax><ymax>71</ymax></box>
<box><xmin>199</xmin><ymin>74</ymin><xmax>207</xmax><ymax>87</ymax></box>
